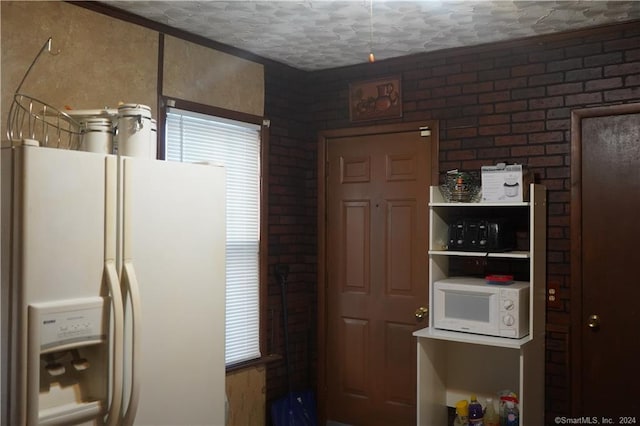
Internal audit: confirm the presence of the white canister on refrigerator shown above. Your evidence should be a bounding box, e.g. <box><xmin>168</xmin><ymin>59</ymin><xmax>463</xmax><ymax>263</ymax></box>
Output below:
<box><xmin>117</xmin><ymin>104</ymin><xmax>152</xmax><ymax>158</ymax></box>
<box><xmin>80</xmin><ymin>117</ymin><xmax>113</xmax><ymax>154</ymax></box>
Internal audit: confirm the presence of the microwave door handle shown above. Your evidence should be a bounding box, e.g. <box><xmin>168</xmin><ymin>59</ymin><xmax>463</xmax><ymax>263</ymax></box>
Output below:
<box><xmin>121</xmin><ymin>261</ymin><xmax>142</xmax><ymax>426</ymax></box>
<box><xmin>104</xmin><ymin>261</ymin><xmax>124</xmax><ymax>426</ymax></box>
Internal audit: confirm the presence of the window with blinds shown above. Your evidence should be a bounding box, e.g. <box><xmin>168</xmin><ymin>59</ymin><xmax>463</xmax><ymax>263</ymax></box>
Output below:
<box><xmin>165</xmin><ymin>107</ymin><xmax>261</xmax><ymax>366</ymax></box>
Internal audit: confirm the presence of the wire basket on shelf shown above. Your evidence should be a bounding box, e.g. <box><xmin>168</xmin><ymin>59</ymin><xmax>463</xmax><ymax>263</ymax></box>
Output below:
<box><xmin>5</xmin><ymin>37</ymin><xmax>82</xmax><ymax>150</ymax></box>
<box><xmin>439</xmin><ymin>170</ymin><xmax>481</xmax><ymax>202</ymax></box>
<box><xmin>6</xmin><ymin>93</ymin><xmax>81</xmax><ymax>149</ymax></box>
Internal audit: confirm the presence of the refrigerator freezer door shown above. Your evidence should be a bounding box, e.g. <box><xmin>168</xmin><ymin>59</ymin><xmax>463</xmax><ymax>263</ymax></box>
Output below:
<box><xmin>120</xmin><ymin>157</ymin><xmax>226</xmax><ymax>426</ymax></box>
<box><xmin>2</xmin><ymin>146</ymin><xmax>118</xmax><ymax>426</ymax></box>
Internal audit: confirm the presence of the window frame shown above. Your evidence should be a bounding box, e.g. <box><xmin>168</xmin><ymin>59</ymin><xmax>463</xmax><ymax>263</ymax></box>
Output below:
<box><xmin>159</xmin><ymin>96</ymin><xmax>269</xmax><ymax>371</ymax></box>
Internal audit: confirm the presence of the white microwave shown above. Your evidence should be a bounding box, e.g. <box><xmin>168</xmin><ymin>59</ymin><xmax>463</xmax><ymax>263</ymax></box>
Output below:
<box><xmin>432</xmin><ymin>277</ymin><xmax>530</xmax><ymax>339</ymax></box>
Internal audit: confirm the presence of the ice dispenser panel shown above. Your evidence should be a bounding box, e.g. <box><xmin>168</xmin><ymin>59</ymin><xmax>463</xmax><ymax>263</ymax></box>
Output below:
<box><xmin>28</xmin><ymin>297</ymin><xmax>109</xmax><ymax>425</ymax></box>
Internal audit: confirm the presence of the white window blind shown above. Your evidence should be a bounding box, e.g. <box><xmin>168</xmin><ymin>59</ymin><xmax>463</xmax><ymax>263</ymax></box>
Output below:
<box><xmin>165</xmin><ymin>107</ymin><xmax>261</xmax><ymax>366</ymax></box>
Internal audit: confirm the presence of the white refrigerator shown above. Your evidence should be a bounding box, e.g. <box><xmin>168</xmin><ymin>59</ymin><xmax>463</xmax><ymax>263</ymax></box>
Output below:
<box><xmin>1</xmin><ymin>143</ymin><xmax>226</xmax><ymax>425</ymax></box>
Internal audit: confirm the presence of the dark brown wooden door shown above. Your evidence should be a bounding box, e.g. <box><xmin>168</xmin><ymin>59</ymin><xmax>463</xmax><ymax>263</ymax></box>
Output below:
<box><xmin>571</xmin><ymin>105</ymin><xmax>640</xmax><ymax>415</ymax></box>
<box><xmin>323</xmin><ymin>126</ymin><xmax>433</xmax><ymax>425</ymax></box>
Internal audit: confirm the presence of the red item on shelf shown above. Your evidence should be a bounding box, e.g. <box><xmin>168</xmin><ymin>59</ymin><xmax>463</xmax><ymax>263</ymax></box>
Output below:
<box><xmin>485</xmin><ymin>274</ymin><xmax>514</xmax><ymax>285</ymax></box>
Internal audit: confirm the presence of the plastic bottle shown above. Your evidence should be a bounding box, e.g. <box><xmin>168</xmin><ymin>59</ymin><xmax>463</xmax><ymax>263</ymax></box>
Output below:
<box><xmin>498</xmin><ymin>391</ymin><xmax>519</xmax><ymax>426</ymax></box>
<box><xmin>468</xmin><ymin>394</ymin><xmax>484</xmax><ymax>425</ymax></box>
<box><xmin>504</xmin><ymin>400</ymin><xmax>519</xmax><ymax>426</ymax></box>
<box><xmin>483</xmin><ymin>398</ymin><xmax>499</xmax><ymax>426</ymax></box>
<box><xmin>454</xmin><ymin>400</ymin><xmax>469</xmax><ymax>426</ymax></box>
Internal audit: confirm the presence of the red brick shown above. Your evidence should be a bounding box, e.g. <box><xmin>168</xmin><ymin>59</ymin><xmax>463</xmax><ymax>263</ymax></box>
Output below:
<box><xmin>460</xmin><ymin>159</ymin><xmax>489</xmax><ymax>170</ymax></box>
<box><xmin>564</xmin><ymin>42</ymin><xmax>602</xmax><ymax>58</ymax></box>
<box><xmin>432</xmin><ymin>63</ymin><xmax>461</xmax><ymax>76</ymax></box>
<box><xmin>417</xmin><ymin>98</ymin><xmax>446</xmax><ymax>109</ymax></box>
<box><xmin>604</xmin><ymin>61</ymin><xmax>640</xmax><ymax>77</ymax></box>
<box><xmin>546</xmin><ymin>142</ymin><xmax>570</xmax><ymax>154</ymax></box>
<box><xmin>479</xmin><ymin>114</ymin><xmax>510</xmax><ymax>125</ymax></box>
<box><xmin>494</xmin><ymin>77</ymin><xmax>528</xmax><ymax>90</ymax></box>
<box><xmin>529</xmin><ymin>96</ymin><xmax>564</xmax><ymax>110</ymax></box>
<box><xmin>584</xmin><ymin>52</ymin><xmax>623</xmax><ymax>67</ymax></box>
<box><xmin>512</xmin><ymin>110</ymin><xmax>546</xmax><ymax>122</ymax></box>
<box><xmin>528</xmin><ymin>48</ymin><xmax>565</xmax><ymax>63</ymax></box>
<box><xmin>462</xmin><ymin>81</ymin><xmax>494</xmax><ymax>94</ymax></box>
<box><xmin>547</xmin><ymin>107</ymin><xmax>571</xmax><ymax>119</ymax></box>
<box><xmin>547</xmin><ymin>82</ymin><xmax>583</xmax><ymax>95</ymax></box>
<box><xmin>547</xmin><ymin>119</ymin><xmax>570</xmax><ymax>130</ymax></box>
<box><xmin>440</xmin><ymin>140</ymin><xmax>462</xmax><ymax>151</ymax></box>
<box><xmin>627</xmin><ymin>49</ymin><xmax>640</xmax><ymax>61</ymax></box>
<box><xmin>478</xmin><ymin>124</ymin><xmax>510</xmax><ymax>135</ymax></box>
<box><xmin>627</xmin><ymin>74</ymin><xmax>640</xmax><ymax>86</ymax></box>
<box><xmin>496</xmin><ymin>53</ymin><xmax>528</xmax><ymax>67</ymax></box>
<box><xmin>462</xmin><ymin>58</ymin><xmax>494</xmax><ymax>72</ymax></box>
<box><xmin>604</xmin><ymin>87</ymin><xmax>640</xmax><ymax>102</ymax></box>
<box><xmin>446</xmin><ymin>94</ymin><xmax>478</xmax><ymax>106</ymax></box>
<box><xmin>418</xmin><ymin>76</ymin><xmax>446</xmax><ymax>88</ymax></box>
<box><xmin>432</xmin><ymin>85</ymin><xmax>461</xmax><ymax>97</ymax></box>
<box><xmin>547</xmin><ymin>311</ymin><xmax>571</xmax><ymax>326</ymax></box>
<box><xmin>565</xmin><ymin>92</ymin><xmax>603</xmax><ymax>106</ymax></box>
<box><xmin>546</xmin><ymin>57</ymin><xmax>583</xmax><ymax>72</ymax></box>
<box><xmin>463</xmin><ymin>104</ymin><xmax>494</xmax><ymax>116</ymax></box>
<box><xmin>512</xmin><ymin>63</ymin><xmax>546</xmax><ymax>77</ymax></box>
<box><xmin>495</xmin><ymin>135</ymin><xmax>527</xmax><ymax>146</ymax></box>
<box><xmin>478</xmin><ymin>68</ymin><xmax>510</xmax><ymax>81</ymax></box>
<box><xmin>528</xmin><ymin>72</ymin><xmax>564</xmax><ymax>87</ymax></box>
<box><xmin>447</xmin><ymin>149</ymin><xmax>477</xmax><ymax>160</ymax></box>
<box><xmin>529</xmin><ymin>131</ymin><xmax>565</xmax><ymax>144</ymax></box>
<box><xmin>585</xmin><ymin>77</ymin><xmax>623</xmax><ymax>91</ymax></box>
<box><xmin>477</xmin><ymin>147</ymin><xmax>510</xmax><ymax>159</ymax></box>
<box><xmin>464</xmin><ymin>137</ymin><xmax>495</xmax><ymax>149</ymax></box>
<box><xmin>604</xmin><ymin>36</ymin><xmax>640</xmax><ymax>52</ymax></box>
<box><xmin>512</xmin><ymin>87</ymin><xmax>546</xmax><ymax>99</ymax></box>
<box><xmin>446</xmin><ymin>127</ymin><xmax>478</xmax><ymax>139</ymax></box>
<box><xmin>495</xmin><ymin>100</ymin><xmax>528</xmax><ymax>113</ymax></box>
<box><xmin>404</xmin><ymin>68</ymin><xmax>432</xmax><ymax>80</ymax></box>
<box><xmin>513</xmin><ymin>121</ymin><xmax>545</xmax><ymax>133</ymax></box>
<box><xmin>546</xmin><ymin>167</ymin><xmax>570</xmax><ymax>179</ymax></box>
<box><xmin>565</xmin><ymin>67</ymin><xmax>602</xmax><ymax>81</ymax></box>
<box><xmin>479</xmin><ymin>91</ymin><xmax>510</xmax><ymax>103</ymax></box>
<box><xmin>447</xmin><ymin>117</ymin><xmax>478</xmax><ymax>128</ymax></box>
<box><xmin>446</xmin><ymin>72</ymin><xmax>477</xmax><ymax>85</ymax></box>
<box><xmin>511</xmin><ymin>145</ymin><xmax>545</xmax><ymax>157</ymax></box>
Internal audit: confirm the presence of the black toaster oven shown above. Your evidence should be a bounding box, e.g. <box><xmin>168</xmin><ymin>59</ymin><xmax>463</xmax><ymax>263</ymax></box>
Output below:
<box><xmin>447</xmin><ymin>218</ymin><xmax>516</xmax><ymax>252</ymax></box>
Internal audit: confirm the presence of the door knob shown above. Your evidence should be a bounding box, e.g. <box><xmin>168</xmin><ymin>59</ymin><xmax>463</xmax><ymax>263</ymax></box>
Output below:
<box><xmin>587</xmin><ymin>314</ymin><xmax>601</xmax><ymax>329</ymax></box>
<box><xmin>415</xmin><ymin>306</ymin><xmax>428</xmax><ymax>321</ymax></box>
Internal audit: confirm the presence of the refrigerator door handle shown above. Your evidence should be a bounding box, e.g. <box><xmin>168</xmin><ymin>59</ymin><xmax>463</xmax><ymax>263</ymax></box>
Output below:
<box><xmin>121</xmin><ymin>261</ymin><xmax>142</xmax><ymax>426</ymax></box>
<box><xmin>104</xmin><ymin>261</ymin><xmax>124</xmax><ymax>426</ymax></box>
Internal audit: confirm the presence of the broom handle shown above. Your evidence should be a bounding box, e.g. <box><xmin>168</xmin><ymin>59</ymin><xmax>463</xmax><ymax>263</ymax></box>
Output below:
<box><xmin>280</xmin><ymin>277</ymin><xmax>293</xmax><ymax>394</ymax></box>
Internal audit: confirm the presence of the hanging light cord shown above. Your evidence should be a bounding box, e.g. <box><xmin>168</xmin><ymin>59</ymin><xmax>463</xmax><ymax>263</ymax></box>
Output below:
<box><xmin>368</xmin><ymin>0</ymin><xmax>375</xmax><ymax>63</ymax></box>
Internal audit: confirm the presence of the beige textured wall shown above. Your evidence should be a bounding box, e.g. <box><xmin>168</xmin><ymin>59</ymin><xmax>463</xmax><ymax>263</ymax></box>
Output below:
<box><xmin>1</xmin><ymin>2</ymin><xmax>266</xmax><ymax>142</ymax></box>
<box><xmin>1</xmin><ymin>1</ymin><xmax>158</xmax><ymax>140</ymax></box>
<box><xmin>163</xmin><ymin>36</ymin><xmax>264</xmax><ymax>116</ymax></box>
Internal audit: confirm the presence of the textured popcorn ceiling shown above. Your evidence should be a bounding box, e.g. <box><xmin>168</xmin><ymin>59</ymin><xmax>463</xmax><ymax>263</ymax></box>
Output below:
<box><xmin>105</xmin><ymin>1</ymin><xmax>640</xmax><ymax>71</ymax></box>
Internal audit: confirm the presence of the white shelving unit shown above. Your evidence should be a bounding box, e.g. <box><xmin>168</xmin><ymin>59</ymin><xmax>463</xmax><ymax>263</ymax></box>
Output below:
<box><xmin>414</xmin><ymin>184</ymin><xmax>546</xmax><ymax>426</ymax></box>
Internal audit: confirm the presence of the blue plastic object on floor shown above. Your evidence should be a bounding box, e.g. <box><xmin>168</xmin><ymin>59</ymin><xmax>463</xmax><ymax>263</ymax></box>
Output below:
<box><xmin>271</xmin><ymin>390</ymin><xmax>317</xmax><ymax>426</ymax></box>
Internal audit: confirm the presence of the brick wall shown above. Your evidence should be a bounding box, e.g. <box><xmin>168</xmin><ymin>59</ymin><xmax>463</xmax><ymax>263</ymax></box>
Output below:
<box><xmin>264</xmin><ymin>62</ymin><xmax>318</xmax><ymax>412</ymax></box>
<box><xmin>265</xmin><ymin>20</ymin><xmax>640</xmax><ymax>423</ymax></box>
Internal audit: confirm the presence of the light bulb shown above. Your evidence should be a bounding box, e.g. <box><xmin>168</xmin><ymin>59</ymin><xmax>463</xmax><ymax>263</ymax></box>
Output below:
<box><xmin>369</xmin><ymin>52</ymin><xmax>375</xmax><ymax>63</ymax></box>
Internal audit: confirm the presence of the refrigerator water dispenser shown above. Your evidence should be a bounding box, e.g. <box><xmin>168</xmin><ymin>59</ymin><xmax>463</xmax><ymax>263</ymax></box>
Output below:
<box><xmin>28</xmin><ymin>297</ymin><xmax>109</xmax><ymax>425</ymax></box>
